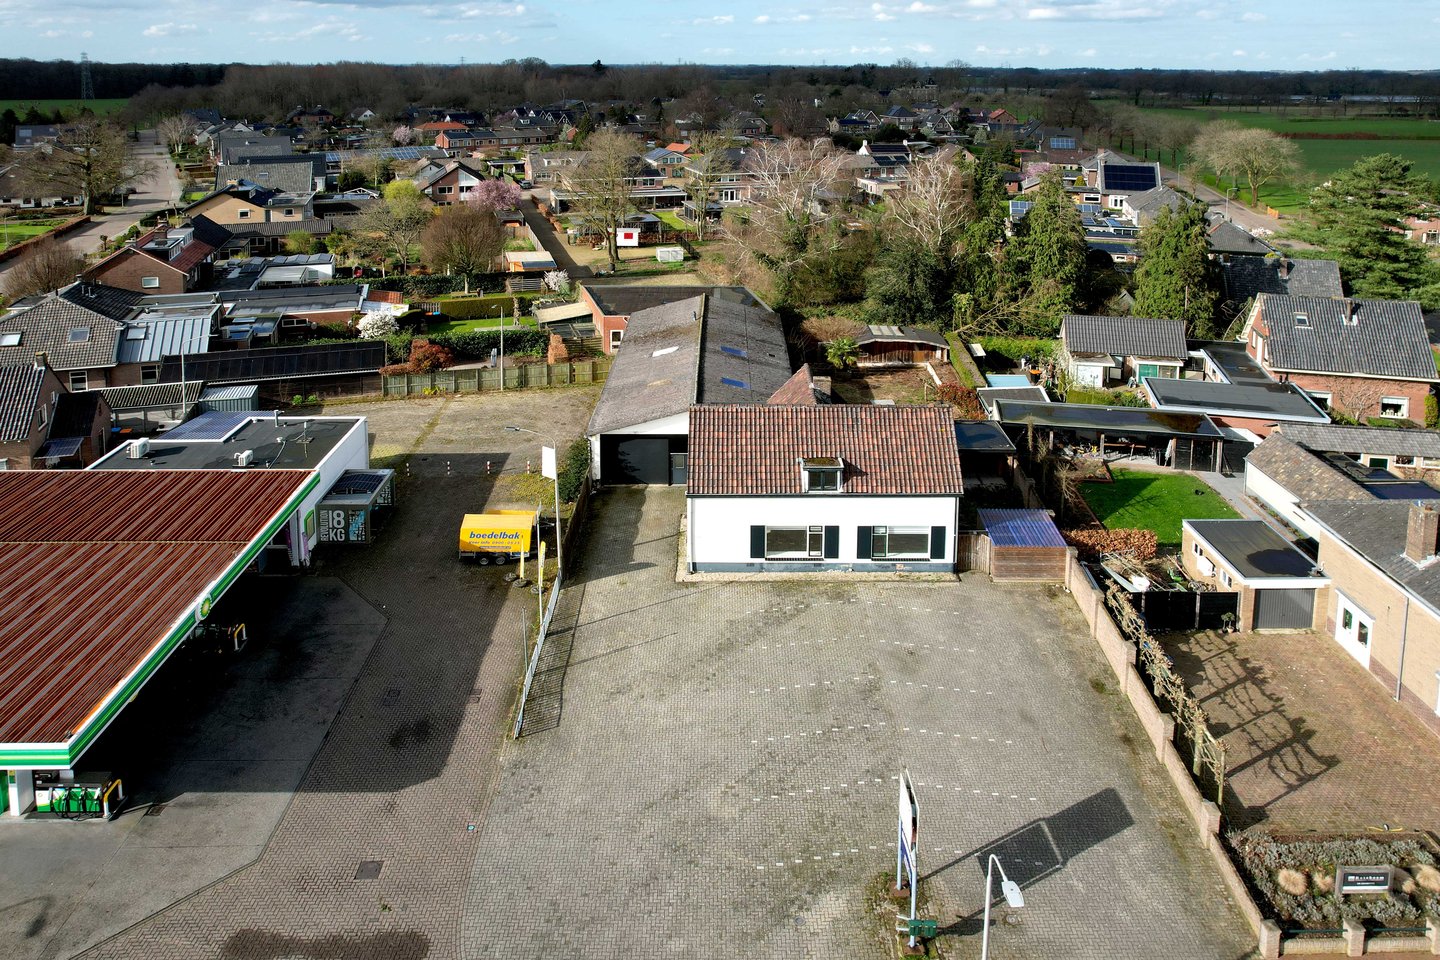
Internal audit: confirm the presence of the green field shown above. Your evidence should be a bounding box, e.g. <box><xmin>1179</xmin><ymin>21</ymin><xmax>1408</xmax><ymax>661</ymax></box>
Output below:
<box><xmin>0</xmin><ymin>217</ymin><xmax>69</xmax><ymax>252</ymax></box>
<box><xmin>1124</xmin><ymin>105</ymin><xmax>1440</xmax><ymax>213</ymax></box>
<box><xmin>0</xmin><ymin>98</ymin><xmax>129</xmax><ymax>119</ymax></box>
<box><xmin>1080</xmin><ymin>468</ymin><xmax>1238</xmax><ymax>549</ymax></box>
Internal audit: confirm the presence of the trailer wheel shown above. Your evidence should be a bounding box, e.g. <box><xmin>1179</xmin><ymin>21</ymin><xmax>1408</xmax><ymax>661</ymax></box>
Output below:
<box><xmin>494</xmin><ymin>554</ymin><xmax>509</xmax><ymax>565</ymax></box>
<box><xmin>476</xmin><ymin>554</ymin><xmax>492</xmax><ymax>566</ymax></box>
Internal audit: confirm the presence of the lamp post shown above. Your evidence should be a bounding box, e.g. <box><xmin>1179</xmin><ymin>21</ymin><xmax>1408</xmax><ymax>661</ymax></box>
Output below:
<box><xmin>505</xmin><ymin>425</ymin><xmax>562</xmax><ymax>577</ymax></box>
<box><xmin>176</xmin><ymin>329</ymin><xmax>211</xmax><ymax>414</ymax></box>
<box><xmin>980</xmin><ymin>854</ymin><xmax>1025</xmax><ymax>960</ymax></box>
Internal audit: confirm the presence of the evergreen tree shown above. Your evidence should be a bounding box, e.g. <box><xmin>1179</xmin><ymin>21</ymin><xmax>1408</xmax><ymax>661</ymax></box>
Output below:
<box><xmin>952</xmin><ymin>156</ymin><xmax>1007</xmax><ymax>330</ymax></box>
<box><xmin>862</xmin><ymin>243</ymin><xmax>954</xmax><ymax>328</ymax></box>
<box><xmin>1300</xmin><ymin>154</ymin><xmax>1440</xmax><ymax>307</ymax></box>
<box><xmin>1132</xmin><ymin>201</ymin><xmax>1219</xmax><ymax>337</ymax></box>
<box><xmin>1002</xmin><ymin>173</ymin><xmax>1087</xmax><ymax>335</ymax></box>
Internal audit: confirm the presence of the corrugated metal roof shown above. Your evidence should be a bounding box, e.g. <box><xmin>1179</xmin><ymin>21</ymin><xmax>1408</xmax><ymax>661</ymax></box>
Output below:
<box><xmin>978</xmin><ymin>508</ymin><xmax>1066</xmax><ymax>548</ymax></box>
<box><xmin>118</xmin><ymin>316</ymin><xmax>213</xmax><ymax>364</ymax></box>
<box><xmin>0</xmin><ymin>470</ymin><xmax>311</xmax><ymax>749</ymax></box>
<box><xmin>200</xmin><ymin>384</ymin><xmax>260</xmax><ymax>402</ymax></box>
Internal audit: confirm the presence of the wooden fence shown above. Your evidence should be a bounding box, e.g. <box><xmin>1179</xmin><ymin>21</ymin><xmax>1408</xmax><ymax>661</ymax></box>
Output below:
<box><xmin>382</xmin><ymin>358</ymin><xmax>610</xmax><ymax>396</ymax></box>
<box><xmin>955</xmin><ymin>531</ymin><xmax>991</xmax><ymax>574</ymax></box>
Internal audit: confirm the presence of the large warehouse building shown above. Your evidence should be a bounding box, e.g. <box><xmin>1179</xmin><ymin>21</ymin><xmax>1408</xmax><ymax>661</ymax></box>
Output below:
<box><xmin>1</xmin><ymin>414</ymin><xmax>374</xmax><ymax>817</ymax></box>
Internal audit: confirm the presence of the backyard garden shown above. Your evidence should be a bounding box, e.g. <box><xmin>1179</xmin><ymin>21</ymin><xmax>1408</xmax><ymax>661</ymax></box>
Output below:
<box><xmin>1079</xmin><ymin>467</ymin><xmax>1238</xmax><ymax>550</ymax></box>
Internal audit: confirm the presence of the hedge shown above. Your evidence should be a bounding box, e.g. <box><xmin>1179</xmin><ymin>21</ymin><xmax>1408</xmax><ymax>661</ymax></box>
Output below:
<box><xmin>557</xmin><ymin>437</ymin><xmax>591</xmax><ymax>504</ymax></box>
<box><xmin>427</xmin><ymin>327</ymin><xmax>549</xmax><ymax>361</ymax></box>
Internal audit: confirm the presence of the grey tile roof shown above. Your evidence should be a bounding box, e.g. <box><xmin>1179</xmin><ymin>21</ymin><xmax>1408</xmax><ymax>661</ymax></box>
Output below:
<box><xmin>0</xmin><ymin>365</ymin><xmax>46</xmax><ymax>442</ymax></box>
<box><xmin>1304</xmin><ymin>499</ymin><xmax>1440</xmax><ymax>612</ymax></box>
<box><xmin>1206</xmin><ymin>218</ymin><xmax>1274</xmax><ymax>255</ymax></box>
<box><xmin>688</xmin><ymin>404</ymin><xmax>963</xmax><ymax>496</ymax></box>
<box><xmin>1246</xmin><ymin>434</ymin><xmax>1371</xmax><ymax>501</ymax></box>
<box><xmin>1255</xmin><ymin>293</ymin><xmax>1436</xmax><ymax>381</ymax></box>
<box><xmin>216</xmin><ymin>155</ymin><xmax>325</xmax><ymax>195</ymax></box>
<box><xmin>1220</xmin><ymin>257</ymin><xmax>1343</xmax><ymax>309</ymax></box>
<box><xmin>1061</xmin><ymin>314</ymin><xmax>1187</xmax><ymax>361</ymax></box>
<box><xmin>1275</xmin><ymin>423</ymin><xmax>1440</xmax><ymax>460</ymax></box>
<box><xmin>1124</xmin><ymin>186</ymin><xmax>1186</xmax><ymax>225</ymax></box>
<box><xmin>0</xmin><ymin>295</ymin><xmax>122</xmax><ymax>371</ymax></box>
<box><xmin>57</xmin><ymin>282</ymin><xmax>146</xmax><ymax>322</ymax></box>
<box><xmin>586</xmin><ymin>290</ymin><xmax>791</xmax><ymax>436</ymax></box>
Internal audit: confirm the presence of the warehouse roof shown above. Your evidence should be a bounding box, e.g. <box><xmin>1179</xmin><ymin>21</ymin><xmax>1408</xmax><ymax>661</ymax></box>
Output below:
<box><xmin>0</xmin><ymin>470</ymin><xmax>314</xmax><ymax>760</ymax></box>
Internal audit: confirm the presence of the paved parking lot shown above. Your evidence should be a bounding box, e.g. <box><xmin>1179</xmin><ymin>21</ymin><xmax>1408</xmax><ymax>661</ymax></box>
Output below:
<box><xmin>465</xmin><ymin>487</ymin><xmax>1253</xmax><ymax>959</ymax></box>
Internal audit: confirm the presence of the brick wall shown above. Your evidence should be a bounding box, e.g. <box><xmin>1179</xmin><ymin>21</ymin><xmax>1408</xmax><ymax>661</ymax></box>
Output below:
<box><xmin>1315</xmin><ymin>526</ymin><xmax>1440</xmax><ymax>737</ymax></box>
<box><xmin>86</xmin><ymin>249</ymin><xmax>186</xmax><ymax>295</ymax></box>
<box><xmin>1280</xmin><ymin>372</ymin><xmax>1430</xmax><ymax>423</ymax></box>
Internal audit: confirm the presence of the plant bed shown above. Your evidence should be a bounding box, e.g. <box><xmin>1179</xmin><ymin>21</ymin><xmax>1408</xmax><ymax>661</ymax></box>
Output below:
<box><xmin>1231</xmin><ymin>833</ymin><xmax>1440</xmax><ymax>931</ymax></box>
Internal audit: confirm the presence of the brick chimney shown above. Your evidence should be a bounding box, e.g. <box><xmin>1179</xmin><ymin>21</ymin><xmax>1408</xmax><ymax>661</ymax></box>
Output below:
<box><xmin>1278</xmin><ymin>257</ymin><xmax>1291</xmax><ymax>280</ymax></box>
<box><xmin>1405</xmin><ymin>501</ymin><xmax>1440</xmax><ymax>563</ymax></box>
<box><xmin>34</xmin><ymin>351</ymin><xmax>49</xmax><ymax>371</ymax></box>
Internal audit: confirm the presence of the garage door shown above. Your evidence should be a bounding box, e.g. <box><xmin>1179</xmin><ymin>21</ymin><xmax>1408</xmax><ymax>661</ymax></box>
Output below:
<box><xmin>1252</xmin><ymin>588</ymin><xmax>1315</xmax><ymax>630</ymax></box>
<box><xmin>600</xmin><ymin>435</ymin><xmax>681</xmax><ymax>485</ymax></box>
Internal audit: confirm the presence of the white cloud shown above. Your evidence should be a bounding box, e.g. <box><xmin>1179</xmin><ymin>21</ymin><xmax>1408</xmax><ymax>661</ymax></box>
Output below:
<box><xmin>907</xmin><ymin>41</ymin><xmax>935</xmax><ymax>53</ymax></box>
<box><xmin>142</xmin><ymin>22</ymin><xmax>198</xmax><ymax>37</ymax></box>
<box><xmin>756</xmin><ymin>12</ymin><xmax>811</xmax><ymax>22</ymax></box>
<box><xmin>702</xmin><ymin>47</ymin><xmax>734</xmax><ymax>54</ymax></box>
<box><xmin>851</xmin><ymin>43</ymin><xmax>895</xmax><ymax>54</ymax></box>
<box><xmin>457</xmin><ymin>2</ymin><xmax>525</xmax><ymax>17</ymax></box>
<box><xmin>754</xmin><ymin>13</ymin><xmax>770</xmax><ymax>21</ymax></box>
<box><xmin>1026</xmin><ymin>0</ymin><xmax>1166</xmax><ymax>21</ymax></box>
<box><xmin>1241</xmin><ymin>11</ymin><xmax>1265</xmax><ymax>21</ymax></box>
<box><xmin>1232</xmin><ymin>48</ymin><xmax>1246</xmax><ymax>56</ymax></box>
<box><xmin>1077</xmin><ymin>47</ymin><xmax>1097</xmax><ymax>56</ymax></box>
<box><xmin>689</xmin><ymin>14</ymin><xmax>733</xmax><ymax>24</ymax></box>
<box><xmin>444</xmin><ymin>29</ymin><xmax>518</xmax><ymax>43</ymax></box>
<box><xmin>906</xmin><ymin>1</ymin><xmax>938</xmax><ymax>10</ymax></box>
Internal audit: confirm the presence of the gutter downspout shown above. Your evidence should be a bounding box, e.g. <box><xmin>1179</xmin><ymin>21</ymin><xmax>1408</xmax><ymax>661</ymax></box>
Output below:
<box><xmin>1395</xmin><ymin>593</ymin><xmax>1410</xmax><ymax>702</ymax></box>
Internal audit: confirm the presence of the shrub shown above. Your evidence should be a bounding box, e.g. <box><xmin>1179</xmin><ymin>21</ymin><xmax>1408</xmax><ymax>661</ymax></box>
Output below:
<box><xmin>357</xmin><ymin>312</ymin><xmax>400</xmax><ymax>338</ymax></box>
<box><xmin>408</xmin><ymin>341</ymin><xmax>454</xmax><ymax>373</ymax></box>
<box><xmin>1061</xmin><ymin>527</ymin><xmax>1158</xmax><ymax>560</ymax></box>
<box><xmin>557</xmin><ymin>437</ymin><xmax>591</xmax><ymax>504</ymax></box>
<box><xmin>1366</xmin><ymin>416</ymin><xmax>1420</xmax><ymax>429</ymax></box>
<box><xmin>937</xmin><ymin>383</ymin><xmax>985</xmax><ymax>420</ymax></box>
<box><xmin>1426</xmin><ymin>394</ymin><xmax>1438</xmax><ymax>430</ymax></box>
<box><xmin>429</xmin><ymin>327</ymin><xmax>548</xmax><ymax>361</ymax></box>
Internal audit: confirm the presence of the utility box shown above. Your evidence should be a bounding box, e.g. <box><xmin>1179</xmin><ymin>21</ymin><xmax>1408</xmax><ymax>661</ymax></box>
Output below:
<box><xmin>458</xmin><ymin>509</ymin><xmax>537</xmax><ymax>564</ymax></box>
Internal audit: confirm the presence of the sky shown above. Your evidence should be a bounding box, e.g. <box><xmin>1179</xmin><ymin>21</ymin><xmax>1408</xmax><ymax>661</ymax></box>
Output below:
<box><xmin>3</xmin><ymin>0</ymin><xmax>1437</xmax><ymax>71</ymax></box>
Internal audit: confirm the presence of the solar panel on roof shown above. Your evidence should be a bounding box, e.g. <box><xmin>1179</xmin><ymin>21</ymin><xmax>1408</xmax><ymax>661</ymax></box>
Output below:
<box><xmin>1049</xmin><ymin>136</ymin><xmax>1076</xmax><ymax>150</ymax></box>
<box><xmin>163</xmin><ymin>411</ymin><xmax>253</xmax><ymax>441</ymax></box>
<box><xmin>720</xmin><ymin>376</ymin><xmax>749</xmax><ymax>389</ymax></box>
<box><xmin>1009</xmin><ymin>200</ymin><xmax>1032</xmax><ymax>220</ymax></box>
<box><xmin>36</xmin><ymin>436</ymin><xmax>84</xmax><ymax>458</ymax></box>
<box><xmin>1077</xmin><ymin>203</ymin><xmax>1102</xmax><ymax>213</ymax></box>
<box><xmin>720</xmin><ymin>345</ymin><xmax>747</xmax><ymax>358</ymax></box>
<box><xmin>329</xmin><ymin>472</ymin><xmax>388</xmax><ymax>496</ymax></box>
<box><xmin>1103</xmin><ymin>164</ymin><xmax>1159</xmax><ymax>192</ymax></box>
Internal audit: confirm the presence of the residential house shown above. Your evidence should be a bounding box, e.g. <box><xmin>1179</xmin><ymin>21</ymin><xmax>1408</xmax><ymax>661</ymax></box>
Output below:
<box><xmin>1245</xmin><ymin>431</ymin><xmax>1440</xmax><ymax>540</ymax></box>
<box><xmin>0</xmin><ymin>161</ymin><xmax>81</xmax><ymax>208</ymax></box>
<box><xmin>1273</xmin><ymin>422</ymin><xmax>1440</xmax><ymax>477</ymax></box>
<box><xmin>412</xmin><ymin>159</ymin><xmax>488</xmax><ymax>205</ymax></box>
<box><xmin>854</xmin><ymin>326</ymin><xmax>949</xmax><ymax>367</ymax></box>
<box><xmin>216</xmin><ymin>155</ymin><xmax>327</xmax><ymax>195</ymax></box>
<box><xmin>642</xmin><ymin>147</ymin><xmax>688</xmax><ymax>177</ymax></box>
<box><xmin>550</xmin><ymin>155</ymin><xmax>685</xmax><ymax>213</ymax></box>
<box><xmin>1218</xmin><ymin>256</ymin><xmax>1344</xmax><ymax>322</ymax></box>
<box><xmin>0</xmin><ymin>293</ymin><xmax>124</xmax><ymax>391</ymax></box>
<box><xmin>82</xmin><ymin>217</ymin><xmax>232</xmax><ymax>295</ymax></box>
<box><xmin>434</xmin><ymin>128</ymin><xmax>487</xmax><ymax>154</ymax></box>
<box><xmin>1242</xmin><ymin>293</ymin><xmax>1438</xmax><ymax>421</ymax></box>
<box><xmin>881</xmin><ymin>105</ymin><xmax>921</xmax><ymax>132</ymax></box>
<box><xmin>1301</xmin><ymin>498</ymin><xmax>1440</xmax><ymax>737</ymax></box>
<box><xmin>1120</xmin><ymin>185</ymin><xmax>1187</xmax><ymax>226</ymax></box>
<box><xmin>348</xmin><ymin>108</ymin><xmax>377</xmax><ymax>125</ymax></box>
<box><xmin>1206</xmin><ymin>214</ymin><xmax>1275</xmax><ymax>258</ymax></box>
<box><xmin>585</xmin><ymin>289</ymin><xmax>792</xmax><ymax>484</ymax></box>
<box><xmin>577</xmin><ymin>283</ymin><xmax>767</xmax><ymax>355</ymax></box>
<box><xmin>685</xmin><ymin>404</ymin><xmax>964</xmax><ymax>573</ymax></box>
<box><xmin>11</xmin><ymin>125</ymin><xmax>59</xmax><ymax>150</ymax></box>
<box><xmin>1403</xmin><ymin>210</ymin><xmax>1440</xmax><ymax>246</ymax></box>
<box><xmin>0</xmin><ymin>362</ymin><xmax>65</xmax><ymax>468</ymax></box>
<box><xmin>1180</xmin><ymin>519</ymin><xmax>1330</xmax><ymax>632</ymax></box>
<box><xmin>829</xmin><ymin>111</ymin><xmax>881</xmax><ymax>135</ymax></box>
<box><xmin>681</xmin><ymin>147</ymin><xmax>766</xmax><ymax>206</ymax></box>
<box><xmin>523</xmin><ymin>149</ymin><xmax>587</xmax><ymax>185</ymax></box>
<box><xmin>1083</xmin><ymin>154</ymin><xmax>1161</xmax><ymax>210</ymax></box>
<box><xmin>1058</xmin><ymin>314</ymin><xmax>1187</xmax><ymax>387</ymax></box>
<box><xmin>286</xmin><ymin>105</ymin><xmax>336</xmax><ymax>128</ymax></box>
<box><xmin>212</xmin><ymin>132</ymin><xmax>293</xmax><ymax>165</ymax></box>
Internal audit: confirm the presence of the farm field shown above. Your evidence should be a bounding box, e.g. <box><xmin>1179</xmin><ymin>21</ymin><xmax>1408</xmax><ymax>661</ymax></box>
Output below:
<box><xmin>0</xmin><ymin>98</ymin><xmax>128</xmax><ymax>118</ymax></box>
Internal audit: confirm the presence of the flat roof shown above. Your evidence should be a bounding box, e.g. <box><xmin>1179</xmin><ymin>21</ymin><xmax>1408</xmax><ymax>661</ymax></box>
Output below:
<box><xmin>995</xmin><ymin>400</ymin><xmax>1224</xmax><ymax>439</ymax></box>
<box><xmin>0</xmin><ymin>470</ymin><xmax>314</xmax><ymax>763</ymax></box>
<box><xmin>955</xmin><ymin>421</ymin><xmax>1016</xmax><ymax>453</ymax></box>
<box><xmin>93</xmin><ymin>417</ymin><xmax>362</xmax><ymax>471</ymax></box>
<box><xmin>1195</xmin><ymin>340</ymin><xmax>1278</xmax><ymax>386</ymax></box>
<box><xmin>1186</xmin><ymin>519</ymin><xmax>1326</xmax><ymax>582</ymax></box>
<box><xmin>978</xmin><ymin>508</ymin><xmax>1066</xmax><ymax>548</ymax></box>
<box><xmin>1143</xmin><ymin>377</ymin><xmax>1329</xmax><ymax>423</ymax></box>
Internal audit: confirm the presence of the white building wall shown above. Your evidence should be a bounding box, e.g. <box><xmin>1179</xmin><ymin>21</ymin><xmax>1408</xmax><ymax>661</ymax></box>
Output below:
<box><xmin>688</xmin><ymin>495</ymin><xmax>958</xmax><ymax>571</ymax></box>
<box><xmin>1244</xmin><ymin>463</ymin><xmax>1318</xmax><ymax>539</ymax></box>
<box><xmin>294</xmin><ymin>417</ymin><xmax>371</xmax><ymax>553</ymax></box>
<box><xmin>588</xmin><ymin>412</ymin><xmax>689</xmax><ymax>481</ymax></box>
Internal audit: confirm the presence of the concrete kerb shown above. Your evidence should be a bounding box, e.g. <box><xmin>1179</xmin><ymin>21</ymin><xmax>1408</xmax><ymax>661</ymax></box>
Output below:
<box><xmin>1065</xmin><ymin>547</ymin><xmax>1270</xmax><ymax>954</ymax></box>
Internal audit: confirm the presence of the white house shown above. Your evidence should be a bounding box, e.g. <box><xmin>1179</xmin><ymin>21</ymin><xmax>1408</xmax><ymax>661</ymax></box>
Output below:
<box><xmin>685</xmin><ymin>404</ymin><xmax>964</xmax><ymax>573</ymax></box>
<box><xmin>1059</xmin><ymin>314</ymin><xmax>1187</xmax><ymax>388</ymax></box>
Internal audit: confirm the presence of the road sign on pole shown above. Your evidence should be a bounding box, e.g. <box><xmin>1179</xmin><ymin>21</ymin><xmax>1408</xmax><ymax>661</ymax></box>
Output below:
<box><xmin>897</xmin><ymin>769</ymin><xmax>919</xmax><ymax>948</ymax></box>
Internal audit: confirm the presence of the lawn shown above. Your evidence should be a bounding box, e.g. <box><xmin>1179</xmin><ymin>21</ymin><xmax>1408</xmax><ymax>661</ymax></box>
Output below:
<box><xmin>1080</xmin><ymin>467</ymin><xmax>1238</xmax><ymax>549</ymax></box>
<box><xmin>425</xmin><ymin>316</ymin><xmax>539</xmax><ymax>336</ymax></box>
<box><xmin>0</xmin><ymin>98</ymin><xmax>128</xmax><ymax>118</ymax></box>
<box><xmin>0</xmin><ymin>217</ymin><xmax>69</xmax><ymax>252</ymax></box>
<box><xmin>653</xmin><ymin>209</ymin><xmax>689</xmax><ymax>231</ymax></box>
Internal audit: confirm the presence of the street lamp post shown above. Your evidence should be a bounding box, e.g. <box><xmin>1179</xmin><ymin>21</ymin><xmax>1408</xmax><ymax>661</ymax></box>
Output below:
<box><xmin>980</xmin><ymin>854</ymin><xmax>1025</xmax><ymax>960</ymax></box>
<box><xmin>505</xmin><ymin>425</ymin><xmax>563</xmax><ymax>577</ymax></box>
<box><xmin>176</xmin><ymin>330</ymin><xmax>211</xmax><ymax>414</ymax></box>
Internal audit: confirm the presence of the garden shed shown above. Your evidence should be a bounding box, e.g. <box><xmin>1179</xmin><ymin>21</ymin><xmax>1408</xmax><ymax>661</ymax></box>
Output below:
<box><xmin>855</xmin><ymin>325</ymin><xmax>949</xmax><ymax>367</ymax></box>
<box><xmin>977</xmin><ymin>508</ymin><xmax>1068</xmax><ymax>581</ymax></box>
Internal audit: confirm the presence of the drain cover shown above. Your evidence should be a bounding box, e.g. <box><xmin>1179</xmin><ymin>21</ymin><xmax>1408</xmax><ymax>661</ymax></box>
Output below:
<box><xmin>144</xmin><ymin>803</ymin><xmax>166</xmax><ymax>817</ymax></box>
<box><xmin>355</xmin><ymin>860</ymin><xmax>383</xmax><ymax>880</ymax></box>
<box><xmin>381</xmin><ymin>687</ymin><xmax>401</xmax><ymax>706</ymax></box>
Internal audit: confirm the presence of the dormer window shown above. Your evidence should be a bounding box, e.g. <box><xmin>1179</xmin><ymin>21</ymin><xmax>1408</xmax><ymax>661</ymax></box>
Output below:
<box><xmin>801</xmin><ymin>457</ymin><xmax>843</xmax><ymax>493</ymax></box>
<box><xmin>1294</xmin><ymin>313</ymin><xmax>1309</xmax><ymax>328</ymax></box>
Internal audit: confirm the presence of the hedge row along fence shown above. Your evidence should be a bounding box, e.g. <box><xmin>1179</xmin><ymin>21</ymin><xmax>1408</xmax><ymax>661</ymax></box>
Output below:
<box><xmin>0</xmin><ymin>215</ymin><xmax>90</xmax><ymax>264</ymax></box>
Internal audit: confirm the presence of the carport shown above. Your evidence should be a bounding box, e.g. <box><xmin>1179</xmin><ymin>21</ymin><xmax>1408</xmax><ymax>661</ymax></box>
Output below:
<box><xmin>1181</xmin><ymin>519</ymin><xmax>1329</xmax><ymax>631</ymax></box>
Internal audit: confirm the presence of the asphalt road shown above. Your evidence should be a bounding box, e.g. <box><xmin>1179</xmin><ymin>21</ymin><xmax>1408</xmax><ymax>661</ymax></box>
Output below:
<box><xmin>1</xmin><ymin>130</ymin><xmax>182</xmax><ymax>295</ymax></box>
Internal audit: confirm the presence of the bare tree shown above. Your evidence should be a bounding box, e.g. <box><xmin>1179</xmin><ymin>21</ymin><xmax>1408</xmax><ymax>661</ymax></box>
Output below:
<box><xmin>358</xmin><ymin>180</ymin><xmax>433</xmax><ymax>275</ymax></box>
<box><xmin>3</xmin><ymin>237</ymin><xmax>83</xmax><ymax>300</ymax></box>
<box><xmin>567</xmin><ymin>128</ymin><xmax>639</xmax><ymax>271</ymax></box>
<box><xmin>725</xmin><ymin>138</ymin><xmax>846</xmax><ymax>305</ymax></box>
<box><xmin>1190</xmin><ymin>121</ymin><xmax>1301</xmax><ymax>207</ymax></box>
<box><xmin>421</xmin><ymin>205</ymin><xmax>503</xmax><ymax>294</ymax></box>
<box><xmin>883</xmin><ymin>153</ymin><xmax>972</xmax><ymax>262</ymax></box>
<box><xmin>18</xmin><ymin>118</ymin><xmax>153</xmax><ymax>215</ymax></box>
<box><xmin>681</xmin><ymin>130</ymin><xmax>733</xmax><ymax>242</ymax></box>
<box><xmin>156</xmin><ymin>115</ymin><xmax>192</xmax><ymax>156</ymax></box>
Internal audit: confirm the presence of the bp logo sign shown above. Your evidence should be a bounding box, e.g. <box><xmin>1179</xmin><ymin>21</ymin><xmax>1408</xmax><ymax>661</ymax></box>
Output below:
<box><xmin>198</xmin><ymin>596</ymin><xmax>214</xmax><ymax>620</ymax></box>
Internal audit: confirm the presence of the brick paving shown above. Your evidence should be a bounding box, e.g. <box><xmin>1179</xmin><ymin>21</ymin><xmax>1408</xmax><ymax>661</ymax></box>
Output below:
<box><xmin>80</xmin><ymin>389</ymin><xmax>599</xmax><ymax>960</ymax></box>
<box><xmin>464</xmin><ymin>486</ymin><xmax>1253</xmax><ymax>960</ymax></box>
<box><xmin>1162</xmin><ymin>629</ymin><xmax>1440</xmax><ymax>835</ymax></box>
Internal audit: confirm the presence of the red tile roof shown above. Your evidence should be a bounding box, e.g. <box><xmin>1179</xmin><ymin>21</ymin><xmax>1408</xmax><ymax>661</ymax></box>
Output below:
<box><xmin>0</xmin><ymin>470</ymin><xmax>312</xmax><ymax>748</ymax></box>
<box><xmin>688</xmin><ymin>404</ymin><xmax>963</xmax><ymax>496</ymax></box>
<box><xmin>767</xmin><ymin>363</ymin><xmax>821</xmax><ymax>406</ymax></box>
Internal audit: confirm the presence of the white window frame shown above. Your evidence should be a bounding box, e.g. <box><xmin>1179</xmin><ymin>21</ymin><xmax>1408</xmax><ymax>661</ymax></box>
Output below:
<box><xmin>0</xmin><ymin>332</ymin><xmax>20</xmax><ymax>347</ymax></box>
<box><xmin>1308</xmin><ymin>391</ymin><xmax>1332</xmax><ymax>411</ymax></box>
<box><xmin>609</xmin><ymin>328</ymin><xmax>624</xmax><ymax>350</ymax></box>
<box><xmin>68</xmin><ymin>370</ymin><xmax>88</xmax><ymax>391</ymax></box>
<box><xmin>871</xmin><ymin>525</ymin><xmax>931</xmax><ymax>560</ymax></box>
<box><xmin>765</xmin><ymin>525</ymin><xmax>824</xmax><ymax>561</ymax></box>
<box><xmin>141</xmin><ymin>364</ymin><xmax>160</xmax><ymax>385</ymax></box>
<box><xmin>1379</xmin><ymin>397</ymin><xmax>1409</xmax><ymax>419</ymax></box>
<box><xmin>140</xmin><ymin>276</ymin><xmax>160</xmax><ymax>289</ymax></box>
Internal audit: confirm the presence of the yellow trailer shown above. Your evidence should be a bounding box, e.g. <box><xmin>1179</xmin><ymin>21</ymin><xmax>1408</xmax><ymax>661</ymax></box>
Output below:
<box><xmin>458</xmin><ymin>509</ymin><xmax>537</xmax><ymax>564</ymax></box>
